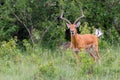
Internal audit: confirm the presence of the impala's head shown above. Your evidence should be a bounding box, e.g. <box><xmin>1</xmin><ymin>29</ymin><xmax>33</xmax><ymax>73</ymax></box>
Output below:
<box><xmin>60</xmin><ymin>10</ymin><xmax>84</xmax><ymax>36</ymax></box>
<box><xmin>66</xmin><ymin>22</ymin><xmax>80</xmax><ymax>36</ymax></box>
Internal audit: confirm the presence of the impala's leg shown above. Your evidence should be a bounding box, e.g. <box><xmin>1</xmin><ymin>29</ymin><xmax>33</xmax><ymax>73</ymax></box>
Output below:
<box><xmin>88</xmin><ymin>50</ymin><xmax>97</xmax><ymax>62</ymax></box>
<box><xmin>86</xmin><ymin>45</ymin><xmax>97</xmax><ymax>62</ymax></box>
<box><xmin>74</xmin><ymin>51</ymin><xmax>79</xmax><ymax>63</ymax></box>
<box><xmin>94</xmin><ymin>45</ymin><xmax>101</xmax><ymax>64</ymax></box>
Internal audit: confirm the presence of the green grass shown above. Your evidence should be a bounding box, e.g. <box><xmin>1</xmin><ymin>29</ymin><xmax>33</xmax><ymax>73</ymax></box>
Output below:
<box><xmin>0</xmin><ymin>45</ymin><xmax>120</xmax><ymax>80</ymax></box>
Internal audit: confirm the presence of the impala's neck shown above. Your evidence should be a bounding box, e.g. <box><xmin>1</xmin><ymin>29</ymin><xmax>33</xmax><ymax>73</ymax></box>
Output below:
<box><xmin>71</xmin><ymin>33</ymin><xmax>79</xmax><ymax>48</ymax></box>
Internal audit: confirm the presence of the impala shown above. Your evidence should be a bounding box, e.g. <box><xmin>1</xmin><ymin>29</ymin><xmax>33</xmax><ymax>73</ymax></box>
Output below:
<box><xmin>60</xmin><ymin>10</ymin><xmax>103</xmax><ymax>64</ymax></box>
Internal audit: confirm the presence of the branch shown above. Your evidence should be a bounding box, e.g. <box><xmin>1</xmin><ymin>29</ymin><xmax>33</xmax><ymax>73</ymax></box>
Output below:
<box><xmin>39</xmin><ymin>26</ymin><xmax>50</xmax><ymax>46</ymax></box>
<box><xmin>12</xmin><ymin>12</ymin><xmax>35</xmax><ymax>46</ymax></box>
<box><xmin>13</xmin><ymin>13</ymin><xmax>31</xmax><ymax>35</ymax></box>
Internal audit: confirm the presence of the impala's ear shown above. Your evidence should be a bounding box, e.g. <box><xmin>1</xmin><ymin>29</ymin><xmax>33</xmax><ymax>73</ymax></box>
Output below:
<box><xmin>66</xmin><ymin>23</ymin><xmax>70</xmax><ymax>29</ymax></box>
<box><xmin>75</xmin><ymin>22</ymin><xmax>80</xmax><ymax>28</ymax></box>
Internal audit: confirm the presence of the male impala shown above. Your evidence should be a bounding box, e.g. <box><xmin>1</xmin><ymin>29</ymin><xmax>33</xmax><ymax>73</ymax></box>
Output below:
<box><xmin>60</xmin><ymin>10</ymin><xmax>102</xmax><ymax>64</ymax></box>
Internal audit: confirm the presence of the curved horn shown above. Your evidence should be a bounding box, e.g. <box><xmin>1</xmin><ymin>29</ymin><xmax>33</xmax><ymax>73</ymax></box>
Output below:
<box><xmin>60</xmin><ymin>10</ymin><xmax>71</xmax><ymax>24</ymax></box>
<box><xmin>74</xmin><ymin>9</ymin><xmax>85</xmax><ymax>24</ymax></box>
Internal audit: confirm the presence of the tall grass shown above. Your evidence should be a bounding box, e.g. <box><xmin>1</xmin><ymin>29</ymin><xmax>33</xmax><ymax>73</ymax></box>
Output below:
<box><xmin>0</xmin><ymin>39</ymin><xmax>120</xmax><ymax>80</ymax></box>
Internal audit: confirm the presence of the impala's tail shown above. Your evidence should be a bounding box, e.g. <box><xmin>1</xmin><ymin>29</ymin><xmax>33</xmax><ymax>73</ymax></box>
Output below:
<box><xmin>95</xmin><ymin>29</ymin><xmax>103</xmax><ymax>38</ymax></box>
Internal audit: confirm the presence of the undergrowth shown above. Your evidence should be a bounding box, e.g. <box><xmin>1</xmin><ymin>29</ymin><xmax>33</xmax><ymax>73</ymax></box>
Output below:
<box><xmin>0</xmin><ymin>39</ymin><xmax>120</xmax><ymax>80</ymax></box>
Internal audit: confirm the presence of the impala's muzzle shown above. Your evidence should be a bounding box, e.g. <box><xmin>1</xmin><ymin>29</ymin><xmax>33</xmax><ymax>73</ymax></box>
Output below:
<box><xmin>70</xmin><ymin>30</ymin><xmax>75</xmax><ymax>35</ymax></box>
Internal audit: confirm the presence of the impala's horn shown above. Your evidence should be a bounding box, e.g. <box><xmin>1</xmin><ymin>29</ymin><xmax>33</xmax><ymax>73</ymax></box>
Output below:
<box><xmin>60</xmin><ymin>10</ymin><xmax>71</xmax><ymax>24</ymax></box>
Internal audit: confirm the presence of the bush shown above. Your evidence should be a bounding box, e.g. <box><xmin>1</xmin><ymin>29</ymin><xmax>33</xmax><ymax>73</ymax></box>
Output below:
<box><xmin>38</xmin><ymin>61</ymin><xmax>57</xmax><ymax>79</ymax></box>
<box><xmin>78</xmin><ymin>52</ymin><xmax>94</xmax><ymax>74</ymax></box>
<box><xmin>0</xmin><ymin>37</ymin><xmax>20</xmax><ymax>58</ymax></box>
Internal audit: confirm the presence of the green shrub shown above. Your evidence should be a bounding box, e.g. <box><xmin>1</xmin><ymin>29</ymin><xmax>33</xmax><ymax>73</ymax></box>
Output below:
<box><xmin>22</xmin><ymin>39</ymin><xmax>33</xmax><ymax>53</ymax></box>
<box><xmin>78</xmin><ymin>52</ymin><xmax>94</xmax><ymax>74</ymax></box>
<box><xmin>38</xmin><ymin>61</ymin><xmax>57</xmax><ymax>79</ymax></box>
<box><xmin>80</xmin><ymin>22</ymin><xmax>92</xmax><ymax>34</ymax></box>
<box><xmin>0</xmin><ymin>37</ymin><xmax>20</xmax><ymax>58</ymax></box>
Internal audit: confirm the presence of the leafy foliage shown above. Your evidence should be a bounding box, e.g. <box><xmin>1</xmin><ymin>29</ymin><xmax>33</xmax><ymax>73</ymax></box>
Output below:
<box><xmin>0</xmin><ymin>0</ymin><xmax>120</xmax><ymax>48</ymax></box>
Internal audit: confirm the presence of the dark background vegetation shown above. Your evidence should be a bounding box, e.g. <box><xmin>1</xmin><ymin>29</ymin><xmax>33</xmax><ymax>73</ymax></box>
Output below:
<box><xmin>0</xmin><ymin>0</ymin><xmax>120</xmax><ymax>48</ymax></box>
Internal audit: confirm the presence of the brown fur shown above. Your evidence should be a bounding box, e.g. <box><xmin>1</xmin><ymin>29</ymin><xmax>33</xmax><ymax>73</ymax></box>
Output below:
<box><xmin>69</xmin><ymin>24</ymin><xmax>100</xmax><ymax>64</ymax></box>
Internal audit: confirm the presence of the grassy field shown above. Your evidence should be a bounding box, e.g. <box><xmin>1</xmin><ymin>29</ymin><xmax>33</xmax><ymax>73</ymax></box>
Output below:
<box><xmin>0</xmin><ymin>44</ymin><xmax>120</xmax><ymax>80</ymax></box>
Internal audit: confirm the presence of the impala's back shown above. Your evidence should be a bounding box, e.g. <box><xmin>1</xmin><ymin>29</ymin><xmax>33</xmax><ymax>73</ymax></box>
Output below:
<box><xmin>78</xmin><ymin>34</ymin><xmax>98</xmax><ymax>45</ymax></box>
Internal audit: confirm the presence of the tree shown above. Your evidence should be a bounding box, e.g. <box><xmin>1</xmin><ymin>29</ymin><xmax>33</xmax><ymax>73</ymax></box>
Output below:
<box><xmin>0</xmin><ymin>0</ymin><xmax>120</xmax><ymax>49</ymax></box>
